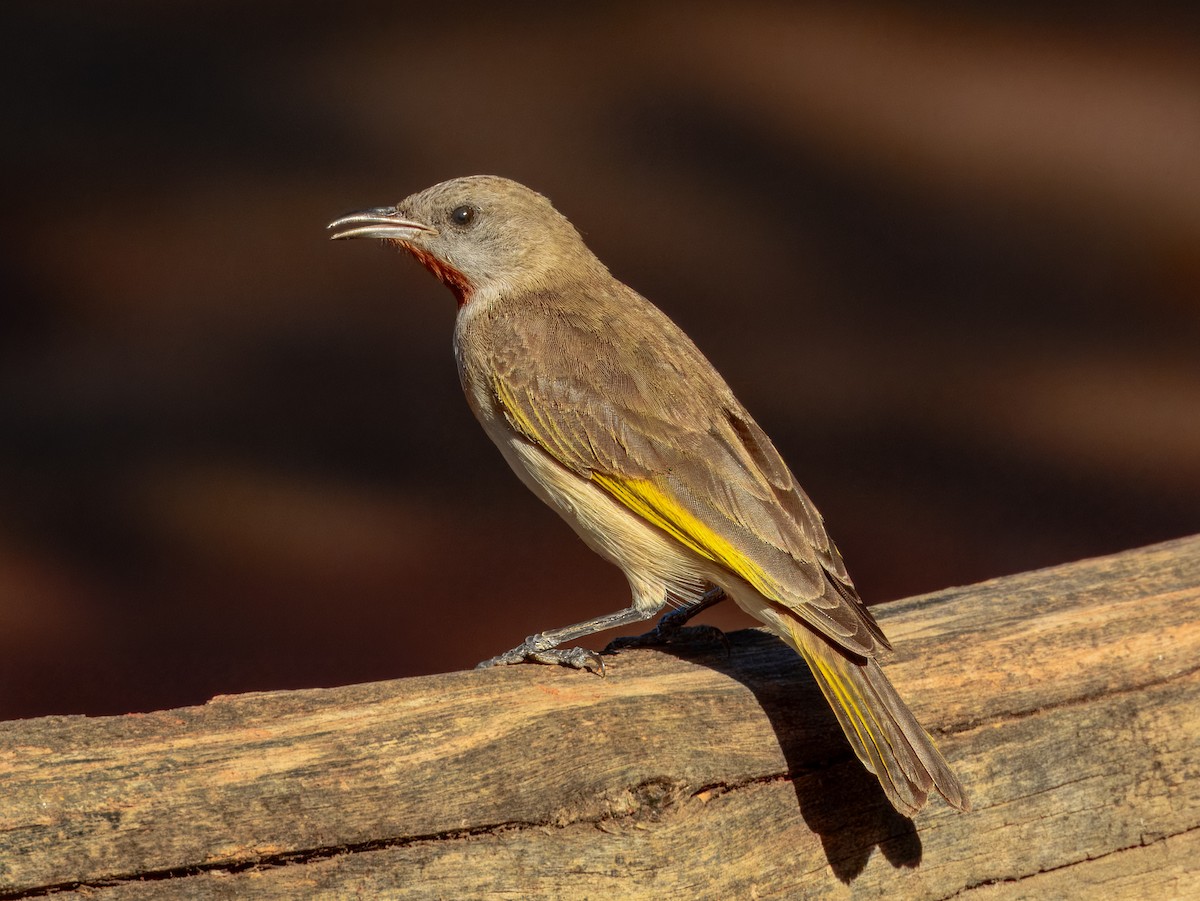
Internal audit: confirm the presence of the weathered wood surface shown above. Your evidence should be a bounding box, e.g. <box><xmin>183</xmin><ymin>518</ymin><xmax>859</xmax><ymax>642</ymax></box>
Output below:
<box><xmin>2</xmin><ymin>535</ymin><xmax>1198</xmax><ymax>900</ymax></box>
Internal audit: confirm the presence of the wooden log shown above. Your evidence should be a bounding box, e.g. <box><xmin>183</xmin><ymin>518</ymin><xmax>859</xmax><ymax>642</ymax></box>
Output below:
<box><xmin>2</xmin><ymin>535</ymin><xmax>1198</xmax><ymax>899</ymax></box>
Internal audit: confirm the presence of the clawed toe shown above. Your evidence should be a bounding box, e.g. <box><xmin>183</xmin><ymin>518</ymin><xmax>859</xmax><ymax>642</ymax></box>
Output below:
<box><xmin>476</xmin><ymin>635</ymin><xmax>605</xmax><ymax>675</ymax></box>
<box><xmin>528</xmin><ymin>646</ymin><xmax>606</xmax><ymax>674</ymax></box>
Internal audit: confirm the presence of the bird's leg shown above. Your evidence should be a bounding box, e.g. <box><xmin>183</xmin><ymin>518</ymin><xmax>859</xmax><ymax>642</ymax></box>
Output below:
<box><xmin>604</xmin><ymin>587</ymin><xmax>729</xmax><ymax>654</ymax></box>
<box><xmin>476</xmin><ymin>605</ymin><xmax>660</xmax><ymax>675</ymax></box>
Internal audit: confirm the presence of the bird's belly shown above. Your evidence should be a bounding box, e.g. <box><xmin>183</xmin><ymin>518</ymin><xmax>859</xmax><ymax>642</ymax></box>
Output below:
<box><xmin>492</xmin><ymin>433</ymin><xmax>709</xmax><ymax>611</ymax></box>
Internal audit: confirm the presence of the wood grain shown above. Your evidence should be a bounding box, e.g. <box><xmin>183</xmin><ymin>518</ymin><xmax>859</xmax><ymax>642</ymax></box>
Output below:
<box><xmin>2</xmin><ymin>535</ymin><xmax>1198</xmax><ymax>899</ymax></box>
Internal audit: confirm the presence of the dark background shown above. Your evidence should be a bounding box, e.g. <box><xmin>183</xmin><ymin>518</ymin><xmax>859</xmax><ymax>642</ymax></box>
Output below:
<box><xmin>3</xmin><ymin>3</ymin><xmax>1198</xmax><ymax>720</ymax></box>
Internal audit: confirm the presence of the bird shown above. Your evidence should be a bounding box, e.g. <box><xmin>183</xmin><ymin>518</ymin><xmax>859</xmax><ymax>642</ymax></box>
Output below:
<box><xmin>328</xmin><ymin>175</ymin><xmax>969</xmax><ymax>816</ymax></box>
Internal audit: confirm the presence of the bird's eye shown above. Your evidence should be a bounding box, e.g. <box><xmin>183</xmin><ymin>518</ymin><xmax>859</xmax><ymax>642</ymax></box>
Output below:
<box><xmin>450</xmin><ymin>205</ymin><xmax>476</xmax><ymax>227</ymax></box>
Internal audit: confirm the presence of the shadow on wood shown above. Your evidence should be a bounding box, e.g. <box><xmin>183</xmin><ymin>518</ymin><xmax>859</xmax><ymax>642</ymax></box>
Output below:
<box><xmin>654</xmin><ymin>632</ymin><xmax>924</xmax><ymax>881</ymax></box>
<box><xmin>2</xmin><ymin>535</ymin><xmax>1199</xmax><ymax>899</ymax></box>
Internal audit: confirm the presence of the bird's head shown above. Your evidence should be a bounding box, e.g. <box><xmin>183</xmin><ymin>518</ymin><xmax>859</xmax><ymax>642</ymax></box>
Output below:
<box><xmin>328</xmin><ymin>175</ymin><xmax>604</xmax><ymax>305</ymax></box>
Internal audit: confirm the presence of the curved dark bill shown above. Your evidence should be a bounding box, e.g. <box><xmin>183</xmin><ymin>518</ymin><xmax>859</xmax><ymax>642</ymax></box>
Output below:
<box><xmin>327</xmin><ymin>207</ymin><xmax>437</xmax><ymax>241</ymax></box>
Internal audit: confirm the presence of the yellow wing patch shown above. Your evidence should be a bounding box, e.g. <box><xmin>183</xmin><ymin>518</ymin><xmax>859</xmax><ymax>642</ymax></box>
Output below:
<box><xmin>493</xmin><ymin>375</ymin><xmax>778</xmax><ymax>600</ymax></box>
<box><xmin>591</xmin><ymin>474</ymin><xmax>778</xmax><ymax>600</ymax></box>
<box><xmin>493</xmin><ymin>377</ymin><xmax>576</xmax><ymax>462</ymax></box>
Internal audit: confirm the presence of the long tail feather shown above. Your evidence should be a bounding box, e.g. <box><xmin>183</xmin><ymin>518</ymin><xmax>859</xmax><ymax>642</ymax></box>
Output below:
<box><xmin>784</xmin><ymin>619</ymin><xmax>970</xmax><ymax>816</ymax></box>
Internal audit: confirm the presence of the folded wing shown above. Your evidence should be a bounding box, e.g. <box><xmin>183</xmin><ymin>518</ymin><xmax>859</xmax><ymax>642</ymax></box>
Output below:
<box><xmin>485</xmin><ymin>289</ymin><xmax>890</xmax><ymax>657</ymax></box>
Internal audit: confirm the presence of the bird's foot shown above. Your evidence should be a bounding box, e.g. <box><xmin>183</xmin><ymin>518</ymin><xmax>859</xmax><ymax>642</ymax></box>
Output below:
<box><xmin>604</xmin><ymin>606</ymin><xmax>730</xmax><ymax>655</ymax></box>
<box><xmin>476</xmin><ymin>634</ymin><xmax>605</xmax><ymax>675</ymax></box>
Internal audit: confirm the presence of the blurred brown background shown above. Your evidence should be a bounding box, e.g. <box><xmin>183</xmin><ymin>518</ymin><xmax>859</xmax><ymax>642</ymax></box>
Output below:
<box><xmin>3</xmin><ymin>3</ymin><xmax>1198</xmax><ymax>720</ymax></box>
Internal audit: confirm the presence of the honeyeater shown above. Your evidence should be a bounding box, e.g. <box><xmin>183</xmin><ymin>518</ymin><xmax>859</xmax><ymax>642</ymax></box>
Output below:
<box><xmin>328</xmin><ymin>176</ymin><xmax>968</xmax><ymax>816</ymax></box>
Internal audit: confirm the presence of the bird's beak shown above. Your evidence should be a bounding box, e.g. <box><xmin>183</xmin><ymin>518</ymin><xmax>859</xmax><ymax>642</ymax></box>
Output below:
<box><xmin>326</xmin><ymin>207</ymin><xmax>437</xmax><ymax>241</ymax></box>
